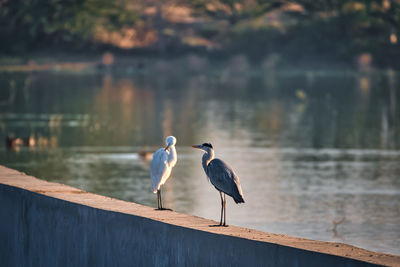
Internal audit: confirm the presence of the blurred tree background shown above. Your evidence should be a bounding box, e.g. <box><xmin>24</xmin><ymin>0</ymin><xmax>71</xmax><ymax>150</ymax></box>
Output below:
<box><xmin>0</xmin><ymin>0</ymin><xmax>399</xmax><ymax>68</ymax></box>
<box><xmin>0</xmin><ymin>0</ymin><xmax>138</xmax><ymax>52</ymax></box>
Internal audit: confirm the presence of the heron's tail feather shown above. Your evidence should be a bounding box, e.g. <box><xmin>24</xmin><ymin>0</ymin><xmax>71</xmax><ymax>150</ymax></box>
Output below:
<box><xmin>232</xmin><ymin>182</ymin><xmax>245</xmax><ymax>204</ymax></box>
<box><xmin>233</xmin><ymin>195</ymin><xmax>245</xmax><ymax>204</ymax></box>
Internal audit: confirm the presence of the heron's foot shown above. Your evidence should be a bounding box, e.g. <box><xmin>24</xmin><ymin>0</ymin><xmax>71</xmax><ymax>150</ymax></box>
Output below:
<box><xmin>155</xmin><ymin>208</ymin><xmax>173</xmax><ymax>211</ymax></box>
<box><xmin>209</xmin><ymin>224</ymin><xmax>229</xmax><ymax>227</ymax></box>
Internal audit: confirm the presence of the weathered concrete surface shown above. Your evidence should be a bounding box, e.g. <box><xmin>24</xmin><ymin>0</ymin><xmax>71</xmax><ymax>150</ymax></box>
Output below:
<box><xmin>0</xmin><ymin>165</ymin><xmax>399</xmax><ymax>267</ymax></box>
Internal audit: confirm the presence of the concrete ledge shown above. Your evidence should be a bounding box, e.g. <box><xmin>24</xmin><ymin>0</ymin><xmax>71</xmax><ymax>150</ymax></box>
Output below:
<box><xmin>0</xmin><ymin>165</ymin><xmax>398</xmax><ymax>266</ymax></box>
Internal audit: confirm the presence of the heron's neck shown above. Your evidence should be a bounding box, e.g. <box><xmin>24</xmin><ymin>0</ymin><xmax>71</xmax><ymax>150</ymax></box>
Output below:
<box><xmin>202</xmin><ymin>149</ymin><xmax>214</xmax><ymax>170</ymax></box>
<box><xmin>167</xmin><ymin>145</ymin><xmax>177</xmax><ymax>167</ymax></box>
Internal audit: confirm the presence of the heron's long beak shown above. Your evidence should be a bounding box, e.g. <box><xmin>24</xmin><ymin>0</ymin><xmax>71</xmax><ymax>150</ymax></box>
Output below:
<box><xmin>191</xmin><ymin>145</ymin><xmax>201</xmax><ymax>149</ymax></box>
<box><xmin>164</xmin><ymin>144</ymin><xmax>170</xmax><ymax>151</ymax></box>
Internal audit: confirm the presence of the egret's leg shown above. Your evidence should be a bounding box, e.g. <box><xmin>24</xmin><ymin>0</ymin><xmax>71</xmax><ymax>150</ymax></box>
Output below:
<box><xmin>219</xmin><ymin>192</ymin><xmax>224</xmax><ymax>226</ymax></box>
<box><xmin>157</xmin><ymin>190</ymin><xmax>160</xmax><ymax>209</ymax></box>
<box><xmin>159</xmin><ymin>189</ymin><xmax>163</xmax><ymax>209</ymax></box>
<box><xmin>223</xmin><ymin>193</ymin><xmax>227</xmax><ymax>226</ymax></box>
<box><xmin>155</xmin><ymin>188</ymin><xmax>172</xmax><ymax>211</ymax></box>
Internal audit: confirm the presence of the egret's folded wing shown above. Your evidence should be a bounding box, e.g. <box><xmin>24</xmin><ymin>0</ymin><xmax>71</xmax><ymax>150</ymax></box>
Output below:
<box><xmin>150</xmin><ymin>148</ymin><xmax>168</xmax><ymax>193</ymax></box>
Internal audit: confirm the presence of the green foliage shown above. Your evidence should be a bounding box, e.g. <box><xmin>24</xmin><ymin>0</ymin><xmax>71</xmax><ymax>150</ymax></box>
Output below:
<box><xmin>223</xmin><ymin>0</ymin><xmax>400</xmax><ymax>66</ymax></box>
<box><xmin>198</xmin><ymin>24</ymin><xmax>223</xmax><ymax>39</ymax></box>
<box><xmin>0</xmin><ymin>0</ymin><xmax>138</xmax><ymax>52</ymax></box>
<box><xmin>220</xmin><ymin>0</ymin><xmax>242</xmax><ymax>9</ymax></box>
<box><xmin>228</xmin><ymin>25</ymin><xmax>282</xmax><ymax>62</ymax></box>
<box><xmin>0</xmin><ymin>0</ymin><xmax>399</xmax><ymax>67</ymax></box>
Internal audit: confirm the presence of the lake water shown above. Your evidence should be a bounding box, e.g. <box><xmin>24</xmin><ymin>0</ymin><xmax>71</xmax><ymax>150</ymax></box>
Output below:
<box><xmin>0</xmin><ymin>68</ymin><xmax>399</xmax><ymax>255</ymax></box>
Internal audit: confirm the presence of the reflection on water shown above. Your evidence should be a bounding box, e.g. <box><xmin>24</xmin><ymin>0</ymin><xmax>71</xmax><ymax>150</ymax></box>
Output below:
<box><xmin>0</xmin><ymin>70</ymin><xmax>399</xmax><ymax>255</ymax></box>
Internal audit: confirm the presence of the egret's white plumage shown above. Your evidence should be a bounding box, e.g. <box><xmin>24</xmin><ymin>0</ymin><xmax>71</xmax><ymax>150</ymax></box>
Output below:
<box><xmin>150</xmin><ymin>136</ymin><xmax>177</xmax><ymax>209</ymax></box>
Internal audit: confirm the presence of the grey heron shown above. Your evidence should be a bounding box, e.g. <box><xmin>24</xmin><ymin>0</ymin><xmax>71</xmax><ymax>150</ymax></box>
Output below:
<box><xmin>150</xmin><ymin>136</ymin><xmax>177</xmax><ymax>210</ymax></box>
<box><xmin>192</xmin><ymin>143</ymin><xmax>244</xmax><ymax>226</ymax></box>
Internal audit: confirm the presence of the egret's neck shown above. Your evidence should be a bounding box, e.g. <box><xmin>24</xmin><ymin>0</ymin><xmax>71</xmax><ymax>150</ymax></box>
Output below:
<box><xmin>202</xmin><ymin>149</ymin><xmax>214</xmax><ymax>172</ymax></box>
<box><xmin>167</xmin><ymin>145</ymin><xmax>177</xmax><ymax>167</ymax></box>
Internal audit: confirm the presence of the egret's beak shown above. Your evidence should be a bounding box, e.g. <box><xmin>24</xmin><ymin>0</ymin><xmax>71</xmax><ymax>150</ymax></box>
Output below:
<box><xmin>164</xmin><ymin>144</ymin><xmax>170</xmax><ymax>151</ymax></box>
<box><xmin>191</xmin><ymin>145</ymin><xmax>201</xmax><ymax>149</ymax></box>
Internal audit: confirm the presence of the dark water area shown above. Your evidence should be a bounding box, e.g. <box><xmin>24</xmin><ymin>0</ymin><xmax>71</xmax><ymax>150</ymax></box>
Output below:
<box><xmin>0</xmin><ymin>69</ymin><xmax>399</xmax><ymax>255</ymax></box>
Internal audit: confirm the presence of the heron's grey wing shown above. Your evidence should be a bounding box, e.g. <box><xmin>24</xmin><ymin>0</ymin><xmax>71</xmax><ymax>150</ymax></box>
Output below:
<box><xmin>150</xmin><ymin>148</ymin><xmax>168</xmax><ymax>193</ymax></box>
<box><xmin>208</xmin><ymin>159</ymin><xmax>245</xmax><ymax>203</ymax></box>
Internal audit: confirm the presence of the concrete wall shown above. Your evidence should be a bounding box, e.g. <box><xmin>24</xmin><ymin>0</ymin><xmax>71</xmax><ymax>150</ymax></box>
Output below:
<box><xmin>0</xmin><ymin>182</ymin><xmax>383</xmax><ymax>267</ymax></box>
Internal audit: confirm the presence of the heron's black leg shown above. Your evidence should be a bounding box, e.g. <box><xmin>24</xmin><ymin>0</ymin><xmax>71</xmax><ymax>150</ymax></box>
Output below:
<box><xmin>219</xmin><ymin>192</ymin><xmax>224</xmax><ymax>226</ymax></box>
<box><xmin>223</xmin><ymin>193</ymin><xmax>227</xmax><ymax>226</ymax></box>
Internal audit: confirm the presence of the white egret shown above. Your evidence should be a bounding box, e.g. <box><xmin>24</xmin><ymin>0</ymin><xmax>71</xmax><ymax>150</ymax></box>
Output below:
<box><xmin>192</xmin><ymin>142</ymin><xmax>244</xmax><ymax>226</ymax></box>
<box><xmin>150</xmin><ymin>136</ymin><xmax>177</xmax><ymax>210</ymax></box>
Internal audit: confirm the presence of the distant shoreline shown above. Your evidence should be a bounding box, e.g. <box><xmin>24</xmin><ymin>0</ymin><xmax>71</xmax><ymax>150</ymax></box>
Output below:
<box><xmin>0</xmin><ymin>52</ymin><xmax>398</xmax><ymax>73</ymax></box>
